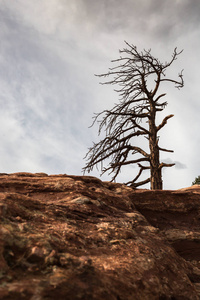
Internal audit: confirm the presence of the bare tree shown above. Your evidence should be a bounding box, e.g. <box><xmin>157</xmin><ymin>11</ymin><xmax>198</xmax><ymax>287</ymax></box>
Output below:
<box><xmin>83</xmin><ymin>42</ymin><xmax>184</xmax><ymax>189</ymax></box>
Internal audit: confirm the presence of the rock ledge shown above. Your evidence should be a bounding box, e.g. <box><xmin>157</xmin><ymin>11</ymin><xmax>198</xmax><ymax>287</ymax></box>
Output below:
<box><xmin>0</xmin><ymin>173</ymin><xmax>200</xmax><ymax>299</ymax></box>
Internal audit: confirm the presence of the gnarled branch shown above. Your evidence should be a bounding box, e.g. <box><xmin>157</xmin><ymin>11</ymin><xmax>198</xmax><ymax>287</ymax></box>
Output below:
<box><xmin>159</xmin><ymin>162</ymin><xmax>175</xmax><ymax>169</ymax></box>
<box><xmin>157</xmin><ymin>114</ymin><xmax>174</xmax><ymax>131</ymax></box>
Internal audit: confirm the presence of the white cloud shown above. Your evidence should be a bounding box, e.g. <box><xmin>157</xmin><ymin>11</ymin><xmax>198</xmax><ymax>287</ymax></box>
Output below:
<box><xmin>0</xmin><ymin>0</ymin><xmax>199</xmax><ymax>189</ymax></box>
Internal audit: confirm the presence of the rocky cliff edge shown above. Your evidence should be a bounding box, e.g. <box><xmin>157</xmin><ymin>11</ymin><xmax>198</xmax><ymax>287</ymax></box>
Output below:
<box><xmin>0</xmin><ymin>173</ymin><xmax>200</xmax><ymax>299</ymax></box>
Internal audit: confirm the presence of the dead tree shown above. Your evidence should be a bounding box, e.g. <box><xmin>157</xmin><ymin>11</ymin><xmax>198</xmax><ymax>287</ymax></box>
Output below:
<box><xmin>83</xmin><ymin>42</ymin><xmax>184</xmax><ymax>189</ymax></box>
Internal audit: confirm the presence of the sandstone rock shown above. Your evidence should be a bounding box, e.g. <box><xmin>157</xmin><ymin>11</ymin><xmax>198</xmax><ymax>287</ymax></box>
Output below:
<box><xmin>70</xmin><ymin>196</ymin><xmax>93</xmax><ymax>204</ymax></box>
<box><xmin>0</xmin><ymin>173</ymin><xmax>199</xmax><ymax>299</ymax></box>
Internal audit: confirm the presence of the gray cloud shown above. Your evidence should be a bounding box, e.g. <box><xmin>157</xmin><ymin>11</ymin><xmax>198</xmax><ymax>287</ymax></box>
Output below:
<box><xmin>163</xmin><ymin>158</ymin><xmax>187</xmax><ymax>170</ymax></box>
<box><xmin>175</xmin><ymin>161</ymin><xmax>187</xmax><ymax>170</ymax></box>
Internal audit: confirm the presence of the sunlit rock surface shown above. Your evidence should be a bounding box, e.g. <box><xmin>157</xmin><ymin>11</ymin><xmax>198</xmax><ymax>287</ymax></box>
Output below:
<box><xmin>0</xmin><ymin>173</ymin><xmax>200</xmax><ymax>299</ymax></box>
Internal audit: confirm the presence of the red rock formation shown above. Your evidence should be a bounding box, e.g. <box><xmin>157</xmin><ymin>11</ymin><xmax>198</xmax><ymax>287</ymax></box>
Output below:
<box><xmin>0</xmin><ymin>173</ymin><xmax>199</xmax><ymax>299</ymax></box>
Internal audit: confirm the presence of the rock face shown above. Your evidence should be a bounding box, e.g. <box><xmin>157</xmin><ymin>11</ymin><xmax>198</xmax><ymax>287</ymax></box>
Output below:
<box><xmin>0</xmin><ymin>173</ymin><xmax>200</xmax><ymax>299</ymax></box>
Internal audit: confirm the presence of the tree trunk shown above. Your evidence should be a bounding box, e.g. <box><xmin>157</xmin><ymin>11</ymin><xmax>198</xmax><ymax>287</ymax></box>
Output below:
<box><xmin>149</xmin><ymin>106</ymin><xmax>163</xmax><ymax>190</ymax></box>
<box><xmin>150</xmin><ymin>155</ymin><xmax>163</xmax><ymax>189</ymax></box>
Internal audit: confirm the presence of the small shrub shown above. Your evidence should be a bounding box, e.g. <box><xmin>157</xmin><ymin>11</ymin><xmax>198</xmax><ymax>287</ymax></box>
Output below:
<box><xmin>192</xmin><ymin>176</ymin><xmax>200</xmax><ymax>185</ymax></box>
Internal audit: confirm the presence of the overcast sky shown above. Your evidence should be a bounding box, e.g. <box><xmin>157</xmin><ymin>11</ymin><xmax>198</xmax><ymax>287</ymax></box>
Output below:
<box><xmin>0</xmin><ymin>0</ymin><xmax>199</xmax><ymax>189</ymax></box>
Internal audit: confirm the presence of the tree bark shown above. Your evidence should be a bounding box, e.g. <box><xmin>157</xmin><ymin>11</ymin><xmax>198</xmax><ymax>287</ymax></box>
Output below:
<box><xmin>149</xmin><ymin>104</ymin><xmax>163</xmax><ymax>190</ymax></box>
<box><xmin>150</xmin><ymin>154</ymin><xmax>162</xmax><ymax>189</ymax></box>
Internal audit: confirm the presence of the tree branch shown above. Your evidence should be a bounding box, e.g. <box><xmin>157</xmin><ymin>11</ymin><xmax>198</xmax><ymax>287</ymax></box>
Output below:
<box><xmin>160</xmin><ymin>69</ymin><xmax>184</xmax><ymax>89</ymax></box>
<box><xmin>111</xmin><ymin>157</ymin><xmax>149</xmax><ymax>168</ymax></box>
<box><xmin>126</xmin><ymin>163</ymin><xmax>150</xmax><ymax>186</ymax></box>
<box><xmin>159</xmin><ymin>162</ymin><xmax>175</xmax><ymax>169</ymax></box>
<box><xmin>157</xmin><ymin>114</ymin><xmax>174</xmax><ymax>131</ymax></box>
<box><xmin>128</xmin><ymin>178</ymin><xmax>151</xmax><ymax>188</ymax></box>
<box><xmin>158</xmin><ymin>147</ymin><xmax>174</xmax><ymax>153</ymax></box>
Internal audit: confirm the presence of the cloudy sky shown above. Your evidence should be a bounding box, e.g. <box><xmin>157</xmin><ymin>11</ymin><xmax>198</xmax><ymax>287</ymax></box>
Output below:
<box><xmin>0</xmin><ymin>0</ymin><xmax>199</xmax><ymax>189</ymax></box>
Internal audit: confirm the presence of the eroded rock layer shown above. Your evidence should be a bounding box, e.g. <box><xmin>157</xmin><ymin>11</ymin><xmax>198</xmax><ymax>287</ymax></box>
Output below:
<box><xmin>0</xmin><ymin>173</ymin><xmax>200</xmax><ymax>299</ymax></box>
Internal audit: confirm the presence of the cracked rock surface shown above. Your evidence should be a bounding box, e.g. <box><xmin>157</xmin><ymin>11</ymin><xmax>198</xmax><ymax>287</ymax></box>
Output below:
<box><xmin>0</xmin><ymin>173</ymin><xmax>200</xmax><ymax>299</ymax></box>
